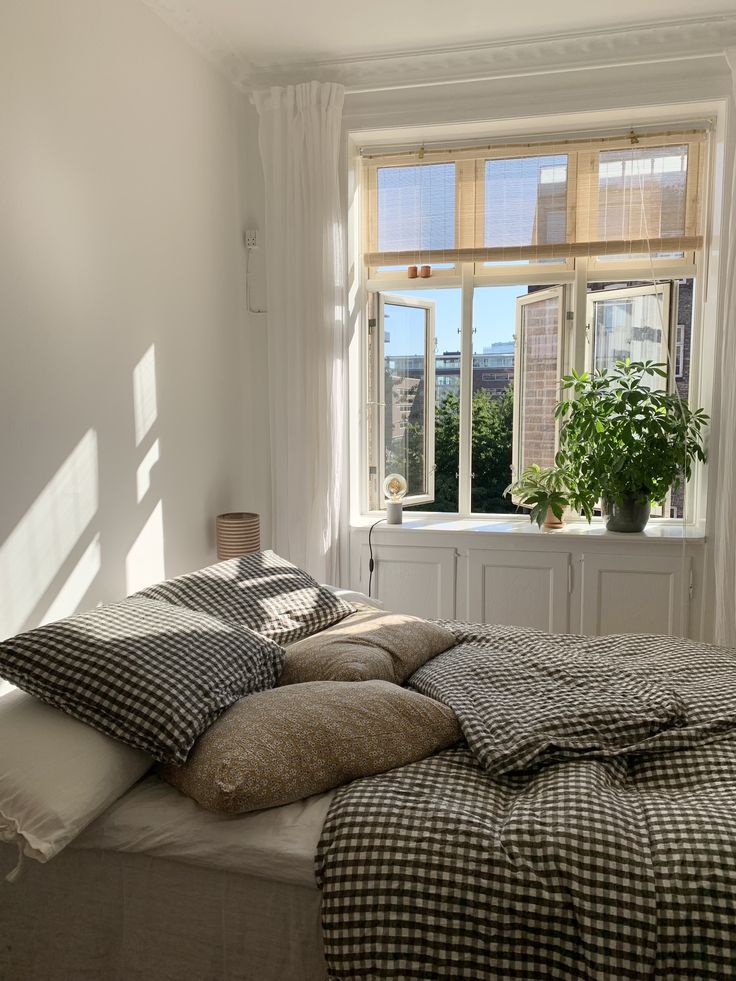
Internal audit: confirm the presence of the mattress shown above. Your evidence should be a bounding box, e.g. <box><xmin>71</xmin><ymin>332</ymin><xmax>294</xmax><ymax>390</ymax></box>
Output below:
<box><xmin>70</xmin><ymin>773</ymin><xmax>335</xmax><ymax>888</ymax></box>
<box><xmin>1</xmin><ymin>776</ymin><xmax>333</xmax><ymax>981</ymax></box>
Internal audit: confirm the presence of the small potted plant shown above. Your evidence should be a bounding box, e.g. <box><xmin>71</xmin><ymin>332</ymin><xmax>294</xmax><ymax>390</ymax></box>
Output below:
<box><xmin>506</xmin><ymin>360</ymin><xmax>709</xmax><ymax>533</ymax></box>
<box><xmin>505</xmin><ymin>464</ymin><xmax>572</xmax><ymax>529</ymax></box>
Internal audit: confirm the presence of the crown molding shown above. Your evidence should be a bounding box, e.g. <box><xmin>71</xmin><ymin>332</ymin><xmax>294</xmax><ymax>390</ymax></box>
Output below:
<box><xmin>138</xmin><ymin>6</ymin><xmax>736</xmax><ymax>94</ymax></box>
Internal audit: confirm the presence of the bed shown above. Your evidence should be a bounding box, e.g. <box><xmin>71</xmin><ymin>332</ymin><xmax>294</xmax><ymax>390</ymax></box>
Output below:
<box><xmin>2</xmin><ymin>553</ymin><xmax>736</xmax><ymax>981</ymax></box>
<box><xmin>1</xmin><ymin>778</ymin><xmax>332</xmax><ymax>981</ymax></box>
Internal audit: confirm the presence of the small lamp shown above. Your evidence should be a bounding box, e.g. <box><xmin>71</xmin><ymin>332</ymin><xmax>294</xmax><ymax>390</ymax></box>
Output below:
<box><xmin>216</xmin><ymin>512</ymin><xmax>260</xmax><ymax>560</ymax></box>
<box><xmin>383</xmin><ymin>474</ymin><xmax>407</xmax><ymax>525</ymax></box>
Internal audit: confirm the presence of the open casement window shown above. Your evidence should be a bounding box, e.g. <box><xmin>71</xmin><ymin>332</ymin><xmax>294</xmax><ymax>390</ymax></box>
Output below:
<box><xmin>586</xmin><ymin>283</ymin><xmax>673</xmax><ymax>517</ymax></box>
<box><xmin>587</xmin><ymin>284</ymin><xmax>671</xmax><ymax>380</ymax></box>
<box><xmin>378</xmin><ymin>293</ymin><xmax>436</xmax><ymax>508</ymax></box>
<box><xmin>511</xmin><ymin>287</ymin><xmax>565</xmax><ymax>483</ymax></box>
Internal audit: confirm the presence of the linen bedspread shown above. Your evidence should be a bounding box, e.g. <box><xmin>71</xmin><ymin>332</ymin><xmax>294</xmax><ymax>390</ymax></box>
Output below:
<box><xmin>315</xmin><ymin>623</ymin><xmax>736</xmax><ymax>980</ymax></box>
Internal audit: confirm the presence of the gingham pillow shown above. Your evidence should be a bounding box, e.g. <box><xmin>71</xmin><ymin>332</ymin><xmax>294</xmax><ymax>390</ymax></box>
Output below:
<box><xmin>0</xmin><ymin>598</ymin><xmax>285</xmax><ymax>765</ymax></box>
<box><xmin>136</xmin><ymin>550</ymin><xmax>355</xmax><ymax>645</ymax></box>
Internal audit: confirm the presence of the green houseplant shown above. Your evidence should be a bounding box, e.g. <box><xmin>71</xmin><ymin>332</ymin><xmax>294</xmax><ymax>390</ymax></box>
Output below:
<box><xmin>503</xmin><ymin>464</ymin><xmax>571</xmax><ymax>529</ymax></box>
<box><xmin>506</xmin><ymin>360</ymin><xmax>708</xmax><ymax>532</ymax></box>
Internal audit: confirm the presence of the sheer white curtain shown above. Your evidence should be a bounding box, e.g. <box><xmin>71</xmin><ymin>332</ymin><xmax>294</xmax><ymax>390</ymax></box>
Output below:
<box><xmin>712</xmin><ymin>51</ymin><xmax>736</xmax><ymax>646</ymax></box>
<box><xmin>253</xmin><ymin>82</ymin><xmax>345</xmax><ymax>584</ymax></box>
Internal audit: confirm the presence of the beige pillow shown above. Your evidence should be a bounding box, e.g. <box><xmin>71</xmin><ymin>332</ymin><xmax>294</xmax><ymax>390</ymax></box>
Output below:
<box><xmin>279</xmin><ymin>609</ymin><xmax>456</xmax><ymax>686</ymax></box>
<box><xmin>158</xmin><ymin>681</ymin><xmax>461</xmax><ymax>815</ymax></box>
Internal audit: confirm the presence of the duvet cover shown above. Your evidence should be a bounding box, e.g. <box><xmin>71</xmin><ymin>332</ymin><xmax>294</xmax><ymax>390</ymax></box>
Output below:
<box><xmin>316</xmin><ymin>623</ymin><xmax>736</xmax><ymax>980</ymax></box>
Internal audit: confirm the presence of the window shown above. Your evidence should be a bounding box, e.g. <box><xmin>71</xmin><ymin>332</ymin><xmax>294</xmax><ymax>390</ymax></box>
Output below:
<box><xmin>363</xmin><ymin>129</ymin><xmax>707</xmax><ymax>518</ymax></box>
<box><xmin>377</xmin><ymin>293</ymin><xmax>436</xmax><ymax>506</ymax></box>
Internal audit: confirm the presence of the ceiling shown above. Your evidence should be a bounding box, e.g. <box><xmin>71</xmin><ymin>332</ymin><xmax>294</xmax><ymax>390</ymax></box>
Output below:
<box><xmin>141</xmin><ymin>0</ymin><xmax>736</xmax><ymax>88</ymax></box>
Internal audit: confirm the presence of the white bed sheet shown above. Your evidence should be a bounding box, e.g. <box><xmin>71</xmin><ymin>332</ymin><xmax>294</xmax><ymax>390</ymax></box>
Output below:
<box><xmin>70</xmin><ymin>773</ymin><xmax>335</xmax><ymax>888</ymax></box>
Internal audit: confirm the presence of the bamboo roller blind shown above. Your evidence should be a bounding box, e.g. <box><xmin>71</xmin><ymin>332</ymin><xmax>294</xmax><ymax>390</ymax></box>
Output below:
<box><xmin>363</xmin><ymin>130</ymin><xmax>707</xmax><ymax>267</ymax></box>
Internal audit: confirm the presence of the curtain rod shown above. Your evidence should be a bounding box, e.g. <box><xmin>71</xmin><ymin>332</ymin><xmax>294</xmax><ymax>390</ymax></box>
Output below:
<box><xmin>359</xmin><ymin>126</ymin><xmax>711</xmax><ymax>160</ymax></box>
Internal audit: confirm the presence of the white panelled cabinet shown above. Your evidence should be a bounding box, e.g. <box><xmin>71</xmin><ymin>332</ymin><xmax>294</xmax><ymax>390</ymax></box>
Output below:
<box><xmin>350</xmin><ymin>517</ymin><xmax>704</xmax><ymax>640</ymax></box>
<box><xmin>579</xmin><ymin>552</ymin><xmax>690</xmax><ymax>637</ymax></box>
<box><xmin>466</xmin><ymin>549</ymin><xmax>570</xmax><ymax>632</ymax></box>
<box><xmin>357</xmin><ymin>543</ymin><xmax>457</xmax><ymax>619</ymax></box>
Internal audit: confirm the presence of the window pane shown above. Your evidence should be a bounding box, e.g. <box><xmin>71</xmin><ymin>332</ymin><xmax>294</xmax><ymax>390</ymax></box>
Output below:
<box><xmin>590</xmin><ymin>291</ymin><xmax>666</xmax><ymax>377</ymax></box>
<box><xmin>377</xmin><ymin>164</ymin><xmax>455</xmax><ymax>252</ymax></box>
<box><xmin>384</xmin><ymin>302</ymin><xmax>428</xmax><ymax>497</ymax></box>
<box><xmin>586</xmin><ymin>279</ymin><xmax>693</xmax><ymax>519</ymax></box>
<box><xmin>484</xmin><ymin>155</ymin><xmax>568</xmax><ymax>248</ymax></box>
<box><xmin>470</xmin><ymin>285</ymin><xmax>523</xmax><ymax>513</ymax></box>
<box><xmin>384</xmin><ymin>290</ymin><xmax>461</xmax><ymax>512</ymax></box>
<box><xmin>597</xmin><ymin>145</ymin><xmax>688</xmax><ymax>241</ymax></box>
<box><xmin>671</xmin><ymin>279</ymin><xmax>695</xmax><ymax>518</ymax></box>
<box><xmin>518</xmin><ymin>293</ymin><xmax>560</xmax><ymax>474</ymax></box>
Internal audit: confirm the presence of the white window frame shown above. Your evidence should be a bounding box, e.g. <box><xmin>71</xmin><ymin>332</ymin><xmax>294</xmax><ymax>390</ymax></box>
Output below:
<box><xmin>586</xmin><ymin>283</ymin><xmax>672</xmax><ymax>377</ymax></box>
<box><xmin>366</xmin><ymin>253</ymin><xmax>699</xmax><ymax>521</ymax></box>
<box><xmin>511</xmin><ymin>286</ymin><xmax>566</xmax><ymax>485</ymax></box>
<box><xmin>377</xmin><ymin>292</ymin><xmax>436</xmax><ymax>509</ymax></box>
<box><xmin>353</xmin><ymin>110</ymin><xmax>719</xmax><ymax>530</ymax></box>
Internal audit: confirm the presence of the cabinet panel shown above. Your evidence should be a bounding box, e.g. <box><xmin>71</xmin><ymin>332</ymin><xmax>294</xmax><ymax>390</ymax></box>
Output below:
<box><xmin>358</xmin><ymin>545</ymin><xmax>456</xmax><ymax>619</ymax></box>
<box><xmin>580</xmin><ymin>553</ymin><xmax>689</xmax><ymax>637</ymax></box>
<box><xmin>467</xmin><ymin>549</ymin><xmax>570</xmax><ymax>632</ymax></box>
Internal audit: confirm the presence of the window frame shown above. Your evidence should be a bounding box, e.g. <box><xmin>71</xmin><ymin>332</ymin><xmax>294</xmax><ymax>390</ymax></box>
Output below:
<box><xmin>357</xmin><ymin>122</ymin><xmax>712</xmax><ymax>528</ymax></box>
<box><xmin>377</xmin><ymin>292</ymin><xmax>437</xmax><ymax>510</ymax></box>
<box><xmin>366</xmin><ymin>254</ymin><xmax>700</xmax><ymax>521</ymax></box>
<box><xmin>511</xmin><ymin>285</ymin><xmax>566</xmax><ymax>485</ymax></box>
<box><xmin>363</xmin><ymin>132</ymin><xmax>706</xmax><ymax>273</ymax></box>
<box><xmin>586</xmin><ymin>283</ymin><xmax>672</xmax><ymax>378</ymax></box>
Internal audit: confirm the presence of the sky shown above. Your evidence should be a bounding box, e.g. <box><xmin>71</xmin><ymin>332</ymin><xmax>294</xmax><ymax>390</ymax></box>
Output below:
<box><xmin>384</xmin><ymin>285</ymin><xmax>531</xmax><ymax>357</ymax></box>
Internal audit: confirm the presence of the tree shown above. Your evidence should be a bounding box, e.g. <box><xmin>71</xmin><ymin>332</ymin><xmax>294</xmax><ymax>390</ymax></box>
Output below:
<box><xmin>470</xmin><ymin>387</ymin><xmax>515</xmax><ymax>513</ymax></box>
<box><xmin>405</xmin><ymin>385</ymin><xmax>516</xmax><ymax>513</ymax></box>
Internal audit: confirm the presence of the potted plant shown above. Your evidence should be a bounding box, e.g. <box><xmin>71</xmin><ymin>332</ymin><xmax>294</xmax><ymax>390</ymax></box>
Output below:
<box><xmin>506</xmin><ymin>360</ymin><xmax>708</xmax><ymax>533</ymax></box>
<box><xmin>505</xmin><ymin>464</ymin><xmax>572</xmax><ymax>529</ymax></box>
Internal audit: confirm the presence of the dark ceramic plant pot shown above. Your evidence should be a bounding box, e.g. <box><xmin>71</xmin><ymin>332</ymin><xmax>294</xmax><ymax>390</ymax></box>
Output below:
<box><xmin>602</xmin><ymin>494</ymin><xmax>651</xmax><ymax>533</ymax></box>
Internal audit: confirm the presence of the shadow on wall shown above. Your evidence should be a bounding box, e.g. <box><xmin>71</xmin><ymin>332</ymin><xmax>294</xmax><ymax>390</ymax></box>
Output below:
<box><xmin>0</xmin><ymin>344</ymin><xmax>167</xmax><ymax>643</ymax></box>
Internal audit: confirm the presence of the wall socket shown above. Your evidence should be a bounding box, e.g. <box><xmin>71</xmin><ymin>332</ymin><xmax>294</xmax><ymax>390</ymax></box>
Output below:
<box><xmin>245</xmin><ymin>229</ymin><xmax>259</xmax><ymax>249</ymax></box>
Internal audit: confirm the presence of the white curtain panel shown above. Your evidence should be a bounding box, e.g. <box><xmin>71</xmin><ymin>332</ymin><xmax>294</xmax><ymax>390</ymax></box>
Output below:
<box><xmin>713</xmin><ymin>52</ymin><xmax>736</xmax><ymax>646</ymax></box>
<box><xmin>253</xmin><ymin>82</ymin><xmax>346</xmax><ymax>584</ymax></box>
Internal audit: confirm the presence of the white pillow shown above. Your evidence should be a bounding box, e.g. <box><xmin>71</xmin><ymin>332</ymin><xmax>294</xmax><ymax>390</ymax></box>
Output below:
<box><xmin>323</xmin><ymin>585</ymin><xmax>384</xmax><ymax>610</ymax></box>
<box><xmin>0</xmin><ymin>689</ymin><xmax>151</xmax><ymax>879</ymax></box>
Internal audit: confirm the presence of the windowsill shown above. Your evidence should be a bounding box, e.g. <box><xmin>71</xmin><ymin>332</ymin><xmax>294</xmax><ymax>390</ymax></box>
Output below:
<box><xmin>352</xmin><ymin>512</ymin><xmax>706</xmax><ymax>543</ymax></box>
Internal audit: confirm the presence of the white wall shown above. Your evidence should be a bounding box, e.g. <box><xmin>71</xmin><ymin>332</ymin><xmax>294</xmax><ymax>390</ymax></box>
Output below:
<box><xmin>235</xmin><ymin>99</ymin><xmax>273</xmax><ymax>548</ymax></box>
<box><xmin>0</xmin><ymin>0</ymin><xmax>252</xmax><ymax>638</ymax></box>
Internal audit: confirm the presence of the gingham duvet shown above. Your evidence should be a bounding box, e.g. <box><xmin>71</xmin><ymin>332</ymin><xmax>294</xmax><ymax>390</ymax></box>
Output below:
<box><xmin>315</xmin><ymin>623</ymin><xmax>736</xmax><ymax>980</ymax></box>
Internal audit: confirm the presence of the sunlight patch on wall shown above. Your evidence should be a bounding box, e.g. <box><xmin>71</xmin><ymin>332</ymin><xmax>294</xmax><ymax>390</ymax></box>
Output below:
<box><xmin>125</xmin><ymin>501</ymin><xmax>165</xmax><ymax>594</ymax></box>
<box><xmin>39</xmin><ymin>533</ymin><xmax>102</xmax><ymax>626</ymax></box>
<box><xmin>133</xmin><ymin>345</ymin><xmax>158</xmax><ymax>446</ymax></box>
<box><xmin>136</xmin><ymin>438</ymin><xmax>160</xmax><ymax>503</ymax></box>
<box><xmin>0</xmin><ymin>430</ymin><xmax>99</xmax><ymax>639</ymax></box>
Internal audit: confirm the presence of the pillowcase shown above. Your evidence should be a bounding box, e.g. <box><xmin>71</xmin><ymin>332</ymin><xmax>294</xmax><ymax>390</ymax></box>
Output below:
<box><xmin>137</xmin><ymin>550</ymin><xmax>355</xmax><ymax>645</ymax></box>
<box><xmin>0</xmin><ymin>597</ymin><xmax>285</xmax><ymax>764</ymax></box>
<box><xmin>279</xmin><ymin>609</ymin><xmax>456</xmax><ymax>686</ymax></box>
<box><xmin>322</xmin><ymin>585</ymin><xmax>384</xmax><ymax>611</ymax></box>
<box><xmin>158</xmin><ymin>680</ymin><xmax>461</xmax><ymax>814</ymax></box>
<box><xmin>0</xmin><ymin>689</ymin><xmax>151</xmax><ymax>874</ymax></box>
